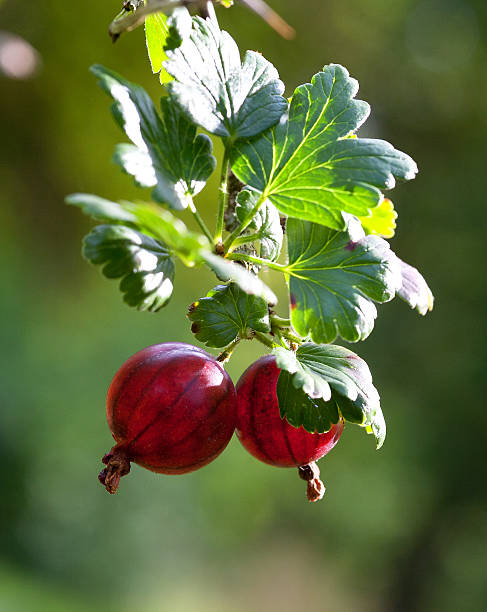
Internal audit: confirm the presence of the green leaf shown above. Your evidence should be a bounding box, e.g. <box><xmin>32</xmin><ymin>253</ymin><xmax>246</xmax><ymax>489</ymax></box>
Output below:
<box><xmin>236</xmin><ymin>188</ymin><xmax>283</xmax><ymax>260</ymax></box>
<box><xmin>83</xmin><ymin>225</ymin><xmax>175</xmax><ymax>312</ymax></box>
<box><xmin>188</xmin><ymin>283</ymin><xmax>270</xmax><ymax>347</ymax></box>
<box><xmin>231</xmin><ymin>64</ymin><xmax>417</xmax><ymax>230</ymax></box>
<box><xmin>285</xmin><ymin>216</ymin><xmax>400</xmax><ymax>343</ymax></box>
<box><xmin>127</xmin><ymin>203</ymin><xmax>211</xmax><ymax>267</ymax></box>
<box><xmin>67</xmin><ymin>193</ymin><xmax>209</xmax><ymax>266</ymax></box>
<box><xmin>91</xmin><ymin>64</ymin><xmax>216</xmax><ymax>209</ymax></box>
<box><xmin>164</xmin><ymin>14</ymin><xmax>287</xmax><ymax>139</ymax></box>
<box><xmin>112</xmin><ymin>144</ymin><xmax>157</xmax><ymax>190</ymax></box>
<box><xmin>358</xmin><ymin>198</ymin><xmax>397</xmax><ymax>238</ymax></box>
<box><xmin>274</xmin><ymin>343</ymin><xmax>385</xmax><ymax>447</ymax></box>
<box><xmin>66</xmin><ymin>193</ymin><xmax>137</xmax><ymax>224</ymax></box>
<box><xmin>393</xmin><ymin>255</ymin><xmax>434</xmax><ymax>315</ymax></box>
<box><xmin>145</xmin><ymin>12</ymin><xmax>171</xmax><ymax>84</ymax></box>
<box><xmin>276</xmin><ymin>373</ymin><xmax>341</xmax><ymax>434</ymax></box>
<box><xmin>68</xmin><ymin>193</ymin><xmax>277</xmax><ymax>303</ymax></box>
<box><xmin>145</xmin><ymin>7</ymin><xmax>192</xmax><ymax>84</ymax></box>
<box><xmin>203</xmin><ymin>253</ymin><xmax>277</xmax><ymax>305</ymax></box>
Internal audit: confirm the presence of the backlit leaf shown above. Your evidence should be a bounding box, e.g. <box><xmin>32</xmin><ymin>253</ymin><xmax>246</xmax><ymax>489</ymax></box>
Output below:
<box><xmin>83</xmin><ymin>225</ymin><xmax>175</xmax><ymax>311</ymax></box>
<box><xmin>231</xmin><ymin>64</ymin><xmax>417</xmax><ymax>230</ymax></box>
<box><xmin>164</xmin><ymin>13</ymin><xmax>287</xmax><ymax>139</ymax></box>
<box><xmin>358</xmin><ymin>198</ymin><xmax>397</xmax><ymax>238</ymax></box>
<box><xmin>145</xmin><ymin>12</ymin><xmax>171</xmax><ymax>84</ymax></box>
<box><xmin>91</xmin><ymin>64</ymin><xmax>216</xmax><ymax>209</ymax></box>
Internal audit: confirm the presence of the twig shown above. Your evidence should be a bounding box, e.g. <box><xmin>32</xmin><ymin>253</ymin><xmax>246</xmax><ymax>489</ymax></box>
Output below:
<box><xmin>109</xmin><ymin>0</ymin><xmax>294</xmax><ymax>41</ymax></box>
<box><xmin>240</xmin><ymin>0</ymin><xmax>295</xmax><ymax>39</ymax></box>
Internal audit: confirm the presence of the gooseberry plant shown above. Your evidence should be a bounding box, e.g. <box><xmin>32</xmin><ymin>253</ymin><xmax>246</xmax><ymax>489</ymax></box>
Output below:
<box><xmin>67</xmin><ymin>3</ymin><xmax>433</xmax><ymax>499</ymax></box>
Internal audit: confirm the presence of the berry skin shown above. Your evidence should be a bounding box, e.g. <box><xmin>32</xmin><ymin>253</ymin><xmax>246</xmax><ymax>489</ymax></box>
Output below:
<box><xmin>99</xmin><ymin>343</ymin><xmax>237</xmax><ymax>494</ymax></box>
<box><xmin>236</xmin><ymin>355</ymin><xmax>344</xmax><ymax>501</ymax></box>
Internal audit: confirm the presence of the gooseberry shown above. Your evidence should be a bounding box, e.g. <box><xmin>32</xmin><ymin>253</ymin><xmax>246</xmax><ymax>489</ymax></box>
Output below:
<box><xmin>236</xmin><ymin>355</ymin><xmax>344</xmax><ymax>502</ymax></box>
<box><xmin>99</xmin><ymin>342</ymin><xmax>237</xmax><ymax>494</ymax></box>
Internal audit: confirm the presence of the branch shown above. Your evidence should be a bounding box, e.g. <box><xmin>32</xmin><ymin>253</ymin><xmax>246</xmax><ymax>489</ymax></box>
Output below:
<box><xmin>109</xmin><ymin>0</ymin><xmax>185</xmax><ymax>40</ymax></box>
<box><xmin>109</xmin><ymin>0</ymin><xmax>294</xmax><ymax>41</ymax></box>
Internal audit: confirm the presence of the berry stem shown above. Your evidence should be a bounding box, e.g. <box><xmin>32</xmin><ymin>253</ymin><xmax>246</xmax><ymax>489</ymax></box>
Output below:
<box><xmin>298</xmin><ymin>462</ymin><xmax>325</xmax><ymax>502</ymax></box>
<box><xmin>99</xmin><ymin>448</ymin><xmax>131</xmax><ymax>494</ymax></box>
<box><xmin>216</xmin><ymin>337</ymin><xmax>241</xmax><ymax>364</ymax></box>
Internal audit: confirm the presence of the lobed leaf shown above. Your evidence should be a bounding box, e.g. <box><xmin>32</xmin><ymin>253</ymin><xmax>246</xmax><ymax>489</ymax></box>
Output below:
<box><xmin>67</xmin><ymin>193</ymin><xmax>209</xmax><ymax>266</ymax></box>
<box><xmin>188</xmin><ymin>283</ymin><xmax>270</xmax><ymax>347</ymax></box>
<box><xmin>127</xmin><ymin>203</ymin><xmax>210</xmax><ymax>267</ymax></box>
<box><xmin>163</xmin><ymin>13</ymin><xmax>287</xmax><ymax>139</ymax></box>
<box><xmin>274</xmin><ymin>343</ymin><xmax>385</xmax><ymax>447</ymax></box>
<box><xmin>285</xmin><ymin>216</ymin><xmax>401</xmax><ymax>343</ymax></box>
<box><xmin>91</xmin><ymin>64</ymin><xmax>216</xmax><ymax>209</ymax></box>
<box><xmin>231</xmin><ymin>64</ymin><xmax>417</xmax><ymax>230</ymax></box>
<box><xmin>68</xmin><ymin>193</ymin><xmax>277</xmax><ymax>302</ymax></box>
<box><xmin>83</xmin><ymin>225</ymin><xmax>175</xmax><ymax>312</ymax></box>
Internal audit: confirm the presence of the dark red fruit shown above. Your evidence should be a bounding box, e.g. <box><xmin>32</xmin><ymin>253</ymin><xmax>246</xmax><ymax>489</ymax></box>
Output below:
<box><xmin>99</xmin><ymin>342</ymin><xmax>237</xmax><ymax>494</ymax></box>
<box><xmin>236</xmin><ymin>355</ymin><xmax>344</xmax><ymax>502</ymax></box>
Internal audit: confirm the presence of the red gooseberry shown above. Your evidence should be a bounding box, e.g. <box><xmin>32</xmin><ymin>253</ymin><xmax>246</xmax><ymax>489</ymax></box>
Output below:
<box><xmin>99</xmin><ymin>342</ymin><xmax>237</xmax><ymax>494</ymax></box>
<box><xmin>236</xmin><ymin>355</ymin><xmax>344</xmax><ymax>502</ymax></box>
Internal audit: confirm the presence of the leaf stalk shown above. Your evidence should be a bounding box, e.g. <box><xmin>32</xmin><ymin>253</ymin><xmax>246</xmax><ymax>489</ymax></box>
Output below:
<box><xmin>189</xmin><ymin>202</ymin><xmax>214</xmax><ymax>243</ymax></box>
<box><xmin>214</xmin><ymin>148</ymin><xmax>231</xmax><ymax>244</ymax></box>
<box><xmin>226</xmin><ymin>251</ymin><xmax>285</xmax><ymax>273</ymax></box>
<box><xmin>252</xmin><ymin>331</ymin><xmax>277</xmax><ymax>349</ymax></box>
<box><xmin>270</xmin><ymin>315</ymin><xmax>291</xmax><ymax>328</ymax></box>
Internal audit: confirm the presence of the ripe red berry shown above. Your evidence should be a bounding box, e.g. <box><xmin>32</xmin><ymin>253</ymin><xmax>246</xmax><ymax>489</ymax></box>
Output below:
<box><xmin>236</xmin><ymin>355</ymin><xmax>344</xmax><ymax>502</ymax></box>
<box><xmin>99</xmin><ymin>342</ymin><xmax>237</xmax><ymax>494</ymax></box>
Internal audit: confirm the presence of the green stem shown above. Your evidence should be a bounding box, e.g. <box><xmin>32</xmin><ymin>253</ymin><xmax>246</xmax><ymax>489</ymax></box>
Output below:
<box><xmin>229</xmin><ymin>233</ymin><xmax>261</xmax><ymax>249</ymax></box>
<box><xmin>270</xmin><ymin>315</ymin><xmax>291</xmax><ymax>328</ymax></box>
<box><xmin>189</xmin><ymin>202</ymin><xmax>213</xmax><ymax>244</ymax></box>
<box><xmin>273</xmin><ymin>328</ymin><xmax>289</xmax><ymax>349</ymax></box>
<box><xmin>214</xmin><ymin>148</ymin><xmax>231</xmax><ymax>244</ymax></box>
<box><xmin>226</xmin><ymin>252</ymin><xmax>286</xmax><ymax>273</ymax></box>
<box><xmin>280</xmin><ymin>329</ymin><xmax>303</xmax><ymax>344</ymax></box>
<box><xmin>223</xmin><ymin>191</ymin><xmax>267</xmax><ymax>252</ymax></box>
<box><xmin>253</xmin><ymin>331</ymin><xmax>277</xmax><ymax>349</ymax></box>
<box><xmin>216</xmin><ymin>337</ymin><xmax>241</xmax><ymax>364</ymax></box>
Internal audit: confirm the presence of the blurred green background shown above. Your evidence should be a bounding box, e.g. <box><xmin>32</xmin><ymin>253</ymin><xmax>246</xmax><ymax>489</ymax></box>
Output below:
<box><xmin>1</xmin><ymin>0</ymin><xmax>486</xmax><ymax>610</ymax></box>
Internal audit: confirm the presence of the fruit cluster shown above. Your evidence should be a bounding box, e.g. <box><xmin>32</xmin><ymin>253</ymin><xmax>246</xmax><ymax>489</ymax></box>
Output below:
<box><xmin>99</xmin><ymin>342</ymin><xmax>343</xmax><ymax>502</ymax></box>
<box><xmin>69</xmin><ymin>6</ymin><xmax>433</xmax><ymax>505</ymax></box>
